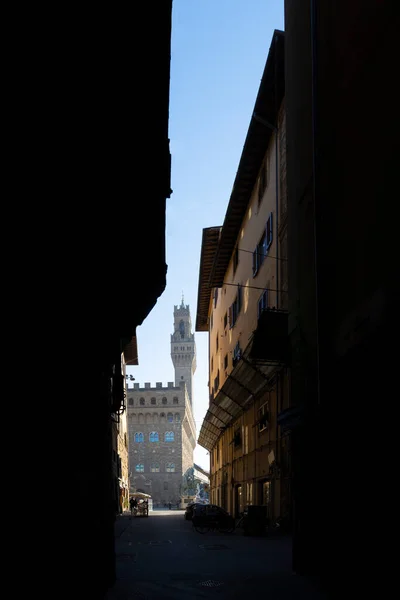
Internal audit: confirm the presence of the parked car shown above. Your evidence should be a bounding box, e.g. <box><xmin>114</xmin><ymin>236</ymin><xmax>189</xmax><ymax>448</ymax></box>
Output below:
<box><xmin>192</xmin><ymin>504</ymin><xmax>235</xmax><ymax>533</ymax></box>
<box><xmin>184</xmin><ymin>502</ymin><xmax>201</xmax><ymax>520</ymax></box>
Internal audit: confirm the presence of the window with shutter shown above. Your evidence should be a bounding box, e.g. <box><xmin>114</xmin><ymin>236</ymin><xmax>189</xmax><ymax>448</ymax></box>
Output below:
<box><xmin>233</xmin><ymin>342</ymin><xmax>241</xmax><ymax>366</ymax></box>
<box><xmin>214</xmin><ymin>288</ymin><xmax>218</xmax><ymax>308</ymax></box>
<box><xmin>252</xmin><ymin>249</ymin><xmax>258</xmax><ymax>276</ymax></box>
<box><xmin>266</xmin><ymin>212</ymin><xmax>273</xmax><ymax>248</ymax></box>
<box><xmin>258</xmin><ymin>289</ymin><xmax>268</xmax><ymax>319</ymax></box>
<box><xmin>253</xmin><ymin>227</ymin><xmax>268</xmax><ymax>277</ymax></box>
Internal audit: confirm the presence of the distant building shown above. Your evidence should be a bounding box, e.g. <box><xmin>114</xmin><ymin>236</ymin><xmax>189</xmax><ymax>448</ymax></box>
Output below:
<box><xmin>194</xmin><ymin>463</ymin><xmax>210</xmax><ymax>502</ymax></box>
<box><xmin>111</xmin><ymin>353</ymin><xmax>130</xmax><ymax>513</ymax></box>
<box><xmin>127</xmin><ymin>300</ymin><xmax>196</xmax><ymax>506</ymax></box>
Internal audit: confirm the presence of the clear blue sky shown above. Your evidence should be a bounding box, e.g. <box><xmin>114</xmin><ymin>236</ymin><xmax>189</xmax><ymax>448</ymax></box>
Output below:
<box><xmin>126</xmin><ymin>0</ymin><xmax>284</xmax><ymax>470</ymax></box>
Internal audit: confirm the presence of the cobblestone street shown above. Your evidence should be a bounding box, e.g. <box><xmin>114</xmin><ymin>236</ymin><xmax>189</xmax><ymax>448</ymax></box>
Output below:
<box><xmin>106</xmin><ymin>511</ymin><xmax>326</xmax><ymax>599</ymax></box>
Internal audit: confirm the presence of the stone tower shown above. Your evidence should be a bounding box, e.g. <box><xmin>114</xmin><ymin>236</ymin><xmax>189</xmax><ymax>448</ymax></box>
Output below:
<box><xmin>170</xmin><ymin>297</ymin><xmax>197</xmax><ymax>406</ymax></box>
<box><xmin>126</xmin><ymin>298</ymin><xmax>197</xmax><ymax>506</ymax></box>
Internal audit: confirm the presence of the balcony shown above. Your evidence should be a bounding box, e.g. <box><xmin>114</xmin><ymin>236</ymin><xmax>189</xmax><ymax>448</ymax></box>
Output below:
<box><xmin>250</xmin><ymin>308</ymin><xmax>288</xmax><ymax>365</ymax></box>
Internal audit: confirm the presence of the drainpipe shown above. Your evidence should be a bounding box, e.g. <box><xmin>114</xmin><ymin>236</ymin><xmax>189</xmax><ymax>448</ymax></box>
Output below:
<box><xmin>274</xmin><ymin>32</ymin><xmax>280</xmax><ymax>310</ymax></box>
<box><xmin>311</xmin><ymin>0</ymin><xmax>321</xmax><ymax>406</ymax></box>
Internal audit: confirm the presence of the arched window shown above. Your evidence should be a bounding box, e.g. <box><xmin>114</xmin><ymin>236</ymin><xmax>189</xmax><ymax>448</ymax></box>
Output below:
<box><xmin>160</xmin><ymin>412</ymin><xmax>166</xmax><ymax>421</ymax></box>
<box><xmin>151</xmin><ymin>463</ymin><xmax>160</xmax><ymax>472</ymax></box>
<box><xmin>134</xmin><ymin>432</ymin><xmax>144</xmax><ymax>443</ymax></box>
<box><xmin>162</xmin><ymin>397</ymin><xmax>167</xmax><ymax>405</ymax></box>
<box><xmin>135</xmin><ymin>464</ymin><xmax>144</xmax><ymax>473</ymax></box>
<box><xmin>167</xmin><ymin>413</ymin><xmax>174</xmax><ymax>423</ymax></box>
<box><xmin>128</xmin><ymin>398</ymin><xmax>133</xmax><ymax>406</ymax></box>
<box><xmin>173</xmin><ymin>397</ymin><xmax>179</xmax><ymax>405</ymax></box>
<box><xmin>140</xmin><ymin>397</ymin><xmax>145</xmax><ymax>406</ymax></box>
<box><xmin>166</xmin><ymin>463</ymin><xmax>175</xmax><ymax>473</ymax></box>
<box><xmin>145</xmin><ymin>413</ymin><xmax>152</xmax><ymax>424</ymax></box>
<box><xmin>149</xmin><ymin>432</ymin><xmax>159</xmax><ymax>442</ymax></box>
<box><xmin>165</xmin><ymin>431</ymin><xmax>174</xmax><ymax>442</ymax></box>
<box><xmin>151</xmin><ymin>397</ymin><xmax>156</xmax><ymax>405</ymax></box>
<box><xmin>175</xmin><ymin>413</ymin><xmax>180</xmax><ymax>422</ymax></box>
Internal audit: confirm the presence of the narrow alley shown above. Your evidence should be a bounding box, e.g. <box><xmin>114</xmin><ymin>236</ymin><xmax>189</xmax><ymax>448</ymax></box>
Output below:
<box><xmin>106</xmin><ymin>511</ymin><xmax>326</xmax><ymax>599</ymax></box>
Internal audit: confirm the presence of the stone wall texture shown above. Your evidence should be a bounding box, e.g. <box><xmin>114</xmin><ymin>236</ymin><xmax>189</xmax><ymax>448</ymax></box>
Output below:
<box><xmin>127</xmin><ymin>383</ymin><xmax>195</xmax><ymax>506</ymax></box>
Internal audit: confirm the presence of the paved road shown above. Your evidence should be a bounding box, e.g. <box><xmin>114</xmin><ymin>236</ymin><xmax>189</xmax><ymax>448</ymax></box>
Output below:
<box><xmin>106</xmin><ymin>510</ymin><xmax>327</xmax><ymax>599</ymax></box>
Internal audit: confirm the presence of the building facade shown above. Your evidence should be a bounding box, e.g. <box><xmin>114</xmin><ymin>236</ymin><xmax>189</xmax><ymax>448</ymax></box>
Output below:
<box><xmin>127</xmin><ymin>301</ymin><xmax>196</xmax><ymax>506</ymax></box>
<box><xmin>111</xmin><ymin>353</ymin><xmax>130</xmax><ymax>513</ymax></box>
<box><xmin>196</xmin><ymin>31</ymin><xmax>290</xmax><ymax>523</ymax></box>
<box><xmin>283</xmin><ymin>0</ymin><xmax>394</xmax><ymax>588</ymax></box>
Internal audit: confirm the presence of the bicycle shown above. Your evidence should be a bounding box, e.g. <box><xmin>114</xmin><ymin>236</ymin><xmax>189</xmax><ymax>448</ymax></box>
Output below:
<box><xmin>235</xmin><ymin>512</ymin><xmax>247</xmax><ymax>530</ymax></box>
<box><xmin>193</xmin><ymin>517</ymin><xmax>235</xmax><ymax>534</ymax></box>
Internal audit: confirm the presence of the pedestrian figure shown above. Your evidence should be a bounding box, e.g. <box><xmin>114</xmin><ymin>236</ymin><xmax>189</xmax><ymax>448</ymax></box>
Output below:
<box><xmin>129</xmin><ymin>497</ymin><xmax>137</xmax><ymax>516</ymax></box>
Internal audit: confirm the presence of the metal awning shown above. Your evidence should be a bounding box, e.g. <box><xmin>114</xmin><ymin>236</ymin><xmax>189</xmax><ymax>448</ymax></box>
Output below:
<box><xmin>198</xmin><ymin>338</ymin><xmax>276</xmax><ymax>452</ymax></box>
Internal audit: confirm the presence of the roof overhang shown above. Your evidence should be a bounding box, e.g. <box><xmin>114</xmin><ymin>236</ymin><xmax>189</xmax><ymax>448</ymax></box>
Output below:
<box><xmin>195</xmin><ymin>227</ymin><xmax>221</xmax><ymax>332</ymax></box>
<box><xmin>123</xmin><ymin>333</ymin><xmax>138</xmax><ymax>366</ymax></box>
<box><xmin>209</xmin><ymin>30</ymin><xmax>285</xmax><ymax>288</ymax></box>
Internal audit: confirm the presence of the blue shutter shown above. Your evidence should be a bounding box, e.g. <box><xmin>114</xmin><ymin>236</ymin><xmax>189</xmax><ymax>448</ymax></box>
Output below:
<box><xmin>263</xmin><ymin>289</ymin><xmax>268</xmax><ymax>309</ymax></box>
<box><xmin>267</xmin><ymin>212</ymin><xmax>273</xmax><ymax>247</ymax></box>
<box><xmin>252</xmin><ymin>249</ymin><xmax>258</xmax><ymax>276</ymax></box>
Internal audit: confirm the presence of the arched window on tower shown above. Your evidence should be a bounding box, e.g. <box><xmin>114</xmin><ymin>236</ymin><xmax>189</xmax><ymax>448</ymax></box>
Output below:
<box><xmin>167</xmin><ymin>413</ymin><xmax>173</xmax><ymax>423</ymax></box>
<box><xmin>165</xmin><ymin>431</ymin><xmax>174</xmax><ymax>442</ymax></box>
<box><xmin>134</xmin><ymin>432</ymin><xmax>144</xmax><ymax>443</ymax></box>
<box><xmin>135</xmin><ymin>464</ymin><xmax>144</xmax><ymax>473</ymax></box>
<box><xmin>151</xmin><ymin>463</ymin><xmax>160</xmax><ymax>472</ymax></box>
<box><xmin>173</xmin><ymin>397</ymin><xmax>179</xmax><ymax>405</ymax></box>
<box><xmin>149</xmin><ymin>432</ymin><xmax>159</xmax><ymax>442</ymax></box>
<box><xmin>175</xmin><ymin>413</ymin><xmax>180</xmax><ymax>422</ymax></box>
<box><xmin>128</xmin><ymin>398</ymin><xmax>133</xmax><ymax>406</ymax></box>
<box><xmin>179</xmin><ymin>319</ymin><xmax>185</xmax><ymax>338</ymax></box>
<box><xmin>166</xmin><ymin>463</ymin><xmax>175</xmax><ymax>472</ymax></box>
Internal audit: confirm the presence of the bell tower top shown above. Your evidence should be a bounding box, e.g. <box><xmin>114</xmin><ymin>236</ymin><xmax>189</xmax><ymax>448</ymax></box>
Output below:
<box><xmin>171</xmin><ymin>299</ymin><xmax>196</xmax><ymax>405</ymax></box>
